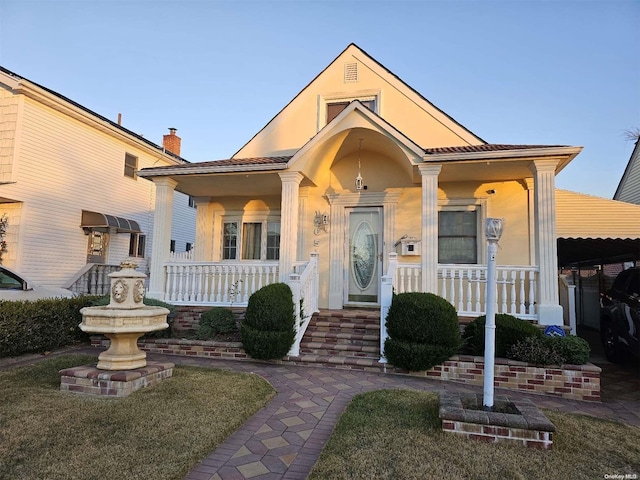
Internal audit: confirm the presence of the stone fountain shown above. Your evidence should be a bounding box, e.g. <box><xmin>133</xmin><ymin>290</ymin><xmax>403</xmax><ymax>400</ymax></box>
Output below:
<box><xmin>59</xmin><ymin>262</ymin><xmax>174</xmax><ymax>397</ymax></box>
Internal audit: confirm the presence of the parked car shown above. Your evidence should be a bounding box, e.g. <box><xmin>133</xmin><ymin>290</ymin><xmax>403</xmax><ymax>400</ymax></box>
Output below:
<box><xmin>0</xmin><ymin>266</ymin><xmax>75</xmax><ymax>301</ymax></box>
<box><xmin>600</xmin><ymin>267</ymin><xmax>640</xmax><ymax>362</ymax></box>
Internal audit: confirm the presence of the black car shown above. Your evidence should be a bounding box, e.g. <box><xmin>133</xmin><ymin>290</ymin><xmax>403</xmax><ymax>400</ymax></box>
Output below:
<box><xmin>600</xmin><ymin>267</ymin><xmax>640</xmax><ymax>362</ymax></box>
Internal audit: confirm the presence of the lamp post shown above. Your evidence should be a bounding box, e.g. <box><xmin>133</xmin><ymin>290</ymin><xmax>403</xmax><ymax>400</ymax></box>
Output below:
<box><xmin>483</xmin><ymin>218</ymin><xmax>504</xmax><ymax>409</ymax></box>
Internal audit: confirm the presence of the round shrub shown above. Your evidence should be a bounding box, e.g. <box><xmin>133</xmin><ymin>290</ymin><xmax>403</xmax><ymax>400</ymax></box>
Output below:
<box><xmin>462</xmin><ymin>313</ymin><xmax>543</xmax><ymax>358</ymax></box>
<box><xmin>241</xmin><ymin>283</ymin><xmax>295</xmax><ymax>360</ymax></box>
<box><xmin>198</xmin><ymin>307</ymin><xmax>237</xmax><ymax>340</ymax></box>
<box><xmin>383</xmin><ymin>292</ymin><xmax>461</xmax><ymax>371</ymax></box>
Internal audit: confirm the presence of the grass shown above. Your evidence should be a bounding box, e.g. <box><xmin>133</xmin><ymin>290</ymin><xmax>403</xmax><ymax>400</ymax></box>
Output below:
<box><xmin>308</xmin><ymin>389</ymin><xmax>640</xmax><ymax>480</ymax></box>
<box><xmin>0</xmin><ymin>355</ymin><xmax>275</xmax><ymax>480</ymax></box>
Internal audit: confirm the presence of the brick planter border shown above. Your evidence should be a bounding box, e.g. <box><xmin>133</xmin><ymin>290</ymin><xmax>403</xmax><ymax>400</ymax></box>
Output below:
<box><xmin>439</xmin><ymin>392</ymin><xmax>556</xmax><ymax>450</ymax></box>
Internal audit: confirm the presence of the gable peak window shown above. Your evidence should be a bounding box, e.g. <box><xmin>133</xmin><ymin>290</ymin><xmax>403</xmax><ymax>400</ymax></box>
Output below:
<box><xmin>124</xmin><ymin>153</ymin><xmax>138</xmax><ymax>179</ymax></box>
<box><xmin>326</xmin><ymin>98</ymin><xmax>377</xmax><ymax>124</ymax></box>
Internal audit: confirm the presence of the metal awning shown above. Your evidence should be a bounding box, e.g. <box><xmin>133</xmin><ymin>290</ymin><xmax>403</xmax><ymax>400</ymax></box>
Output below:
<box><xmin>81</xmin><ymin>210</ymin><xmax>142</xmax><ymax>234</ymax></box>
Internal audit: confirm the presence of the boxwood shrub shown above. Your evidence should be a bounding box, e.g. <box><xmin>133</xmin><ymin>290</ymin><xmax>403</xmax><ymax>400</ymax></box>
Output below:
<box><xmin>0</xmin><ymin>296</ymin><xmax>101</xmax><ymax>357</ymax></box>
<box><xmin>198</xmin><ymin>307</ymin><xmax>237</xmax><ymax>340</ymax></box>
<box><xmin>462</xmin><ymin>313</ymin><xmax>543</xmax><ymax>358</ymax></box>
<box><xmin>240</xmin><ymin>283</ymin><xmax>295</xmax><ymax>360</ymax></box>
<box><xmin>383</xmin><ymin>292</ymin><xmax>461</xmax><ymax>371</ymax></box>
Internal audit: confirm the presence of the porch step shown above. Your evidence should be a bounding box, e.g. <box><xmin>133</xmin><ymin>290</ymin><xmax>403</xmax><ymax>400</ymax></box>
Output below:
<box><xmin>300</xmin><ymin>309</ymin><xmax>381</xmax><ymax>360</ymax></box>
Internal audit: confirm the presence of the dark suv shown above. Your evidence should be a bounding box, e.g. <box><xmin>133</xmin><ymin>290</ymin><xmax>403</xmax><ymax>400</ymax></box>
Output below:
<box><xmin>600</xmin><ymin>267</ymin><xmax>640</xmax><ymax>362</ymax></box>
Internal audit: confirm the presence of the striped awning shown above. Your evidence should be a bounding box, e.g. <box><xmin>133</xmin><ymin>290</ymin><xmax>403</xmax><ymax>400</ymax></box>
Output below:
<box><xmin>81</xmin><ymin>210</ymin><xmax>141</xmax><ymax>234</ymax></box>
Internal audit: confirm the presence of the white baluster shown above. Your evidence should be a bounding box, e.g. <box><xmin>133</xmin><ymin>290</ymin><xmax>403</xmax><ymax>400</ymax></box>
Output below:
<box><xmin>509</xmin><ymin>270</ymin><xmax>516</xmax><ymax>314</ymax></box>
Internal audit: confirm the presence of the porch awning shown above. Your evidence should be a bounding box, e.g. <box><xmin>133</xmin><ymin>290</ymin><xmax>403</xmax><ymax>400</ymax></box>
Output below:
<box><xmin>81</xmin><ymin>210</ymin><xmax>142</xmax><ymax>234</ymax></box>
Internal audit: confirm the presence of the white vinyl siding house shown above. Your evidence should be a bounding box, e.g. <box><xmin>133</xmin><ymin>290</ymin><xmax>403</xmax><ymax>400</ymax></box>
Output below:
<box><xmin>0</xmin><ymin>67</ymin><xmax>195</xmax><ymax>289</ymax></box>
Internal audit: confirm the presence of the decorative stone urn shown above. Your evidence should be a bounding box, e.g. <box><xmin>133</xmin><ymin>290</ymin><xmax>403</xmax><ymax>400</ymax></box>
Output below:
<box><xmin>80</xmin><ymin>261</ymin><xmax>169</xmax><ymax>370</ymax></box>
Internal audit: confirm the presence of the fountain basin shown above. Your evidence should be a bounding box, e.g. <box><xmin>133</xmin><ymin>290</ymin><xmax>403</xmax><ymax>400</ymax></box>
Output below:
<box><xmin>80</xmin><ymin>305</ymin><xmax>169</xmax><ymax>370</ymax></box>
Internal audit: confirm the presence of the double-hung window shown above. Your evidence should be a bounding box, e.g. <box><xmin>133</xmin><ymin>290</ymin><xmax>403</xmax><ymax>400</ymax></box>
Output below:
<box><xmin>222</xmin><ymin>219</ymin><xmax>280</xmax><ymax>261</ymax></box>
<box><xmin>438</xmin><ymin>208</ymin><xmax>480</xmax><ymax>264</ymax></box>
<box><xmin>129</xmin><ymin>234</ymin><xmax>146</xmax><ymax>258</ymax></box>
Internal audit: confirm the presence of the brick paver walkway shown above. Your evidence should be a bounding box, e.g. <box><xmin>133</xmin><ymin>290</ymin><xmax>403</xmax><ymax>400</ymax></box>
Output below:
<box><xmin>2</xmin><ymin>347</ymin><xmax>638</xmax><ymax>480</ymax></box>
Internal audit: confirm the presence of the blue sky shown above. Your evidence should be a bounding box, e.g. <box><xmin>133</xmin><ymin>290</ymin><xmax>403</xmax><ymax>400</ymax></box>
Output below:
<box><xmin>1</xmin><ymin>0</ymin><xmax>638</xmax><ymax>198</ymax></box>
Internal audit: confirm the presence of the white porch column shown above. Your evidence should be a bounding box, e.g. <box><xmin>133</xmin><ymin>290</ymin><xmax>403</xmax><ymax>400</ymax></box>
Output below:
<box><xmin>278</xmin><ymin>172</ymin><xmax>303</xmax><ymax>282</ymax></box>
<box><xmin>523</xmin><ymin>178</ymin><xmax>536</xmax><ymax>266</ymax></box>
<box><xmin>418</xmin><ymin>164</ymin><xmax>442</xmax><ymax>294</ymax></box>
<box><xmin>194</xmin><ymin>197</ymin><xmax>213</xmax><ymax>261</ymax></box>
<box><xmin>530</xmin><ymin>159</ymin><xmax>563</xmax><ymax>325</ymax></box>
<box><xmin>147</xmin><ymin>177</ymin><xmax>177</xmax><ymax>300</ymax></box>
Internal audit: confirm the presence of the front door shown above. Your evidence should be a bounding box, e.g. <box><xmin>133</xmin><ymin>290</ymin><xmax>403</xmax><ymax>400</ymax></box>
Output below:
<box><xmin>346</xmin><ymin>207</ymin><xmax>382</xmax><ymax>305</ymax></box>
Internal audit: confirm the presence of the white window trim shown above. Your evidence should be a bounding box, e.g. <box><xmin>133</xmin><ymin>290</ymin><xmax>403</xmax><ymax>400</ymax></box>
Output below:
<box><xmin>438</xmin><ymin>198</ymin><xmax>488</xmax><ymax>264</ymax></box>
<box><xmin>221</xmin><ymin>214</ymin><xmax>281</xmax><ymax>261</ymax></box>
<box><xmin>317</xmin><ymin>89</ymin><xmax>382</xmax><ymax>131</ymax></box>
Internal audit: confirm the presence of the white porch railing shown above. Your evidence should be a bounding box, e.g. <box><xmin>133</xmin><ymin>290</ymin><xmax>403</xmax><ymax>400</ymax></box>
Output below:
<box><xmin>169</xmin><ymin>250</ymin><xmax>194</xmax><ymax>262</ymax></box>
<box><xmin>393</xmin><ymin>262</ymin><xmax>539</xmax><ymax>320</ymax></box>
<box><xmin>288</xmin><ymin>252</ymin><xmax>320</xmax><ymax>356</ymax></box>
<box><xmin>164</xmin><ymin>262</ymin><xmax>279</xmax><ymax>305</ymax></box>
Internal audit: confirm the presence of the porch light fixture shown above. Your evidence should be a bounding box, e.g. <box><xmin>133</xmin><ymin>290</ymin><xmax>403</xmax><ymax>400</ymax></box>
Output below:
<box><xmin>483</xmin><ymin>217</ymin><xmax>504</xmax><ymax>409</ymax></box>
<box><xmin>355</xmin><ymin>138</ymin><xmax>364</xmax><ymax>191</ymax></box>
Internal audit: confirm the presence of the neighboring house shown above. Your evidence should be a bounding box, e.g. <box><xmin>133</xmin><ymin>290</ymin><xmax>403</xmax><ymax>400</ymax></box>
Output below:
<box><xmin>614</xmin><ymin>137</ymin><xmax>640</xmax><ymax>204</ymax></box>
<box><xmin>136</xmin><ymin>44</ymin><xmax>638</xmax><ymax>353</ymax></box>
<box><xmin>0</xmin><ymin>66</ymin><xmax>196</xmax><ymax>293</ymax></box>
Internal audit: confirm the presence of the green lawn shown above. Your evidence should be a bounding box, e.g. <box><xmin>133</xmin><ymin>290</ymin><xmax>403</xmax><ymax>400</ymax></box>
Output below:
<box><xmin>0</xmin><ymin>355</ymin><xmax>274</xmax><ymax>480</ymax></box>
<box><xmin>309</xmin><ymin>389</ymin><xmax>640</xmax><ymax>480</ymax></box>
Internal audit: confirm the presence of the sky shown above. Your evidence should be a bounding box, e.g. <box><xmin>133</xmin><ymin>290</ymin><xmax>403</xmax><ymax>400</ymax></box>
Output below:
<box><xmin>0</xmin><ymin>0</ymin><xmax>638</xmax><ymax>199</ymax></box>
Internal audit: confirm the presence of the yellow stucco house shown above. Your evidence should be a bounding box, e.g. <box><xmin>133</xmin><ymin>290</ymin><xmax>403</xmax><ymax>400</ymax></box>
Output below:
<box><xmin>139</xmin><ymin>44</ymin><xmax>591</xmax><ymax>353</ymax></box>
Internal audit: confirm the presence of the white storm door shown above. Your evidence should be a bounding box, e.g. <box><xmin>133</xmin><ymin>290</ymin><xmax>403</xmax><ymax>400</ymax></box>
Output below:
<box><xmin>345</xmin><ymin>207</ymin><xmax>382</xmax><ymax>305</ymax></box>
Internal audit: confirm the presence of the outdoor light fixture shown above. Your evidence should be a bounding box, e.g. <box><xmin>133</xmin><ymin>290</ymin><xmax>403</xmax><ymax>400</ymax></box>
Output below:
<box><xmin>484</xmin><ymin>217</ymin><xmax>504</xmax><ymax>242</ymax></box>
<box><xmin>313</xmin><ymin>211</ymin><xmax>329</xmax><ymax>235</ymax></box>
<box><xmin>355</xmin><ymin>138</ymin><xmax>364</xmax><ymax>191</ymax></box>
<box><xmin>483</xmin><ymin>217</ymin><xmax>504</xmax><ymax>409</ymax></box>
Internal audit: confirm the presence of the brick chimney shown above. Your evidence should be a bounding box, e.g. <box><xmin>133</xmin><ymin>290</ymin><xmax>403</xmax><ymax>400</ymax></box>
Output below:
<box><xmin>162</xmin><ymin>128</ymin><xmax>181</xmax><ymax>156</ymax></box>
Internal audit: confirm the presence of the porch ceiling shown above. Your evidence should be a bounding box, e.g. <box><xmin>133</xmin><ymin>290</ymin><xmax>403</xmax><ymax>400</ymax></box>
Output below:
<box><xmin>425</xmin><ymin>158</ymin><xmax>543</xmax><ymax>183</ymax></box>
<box><xmin>170</xmin><ymin>171</ymin><xmax>297</xmax><ymax>198</ymax></box>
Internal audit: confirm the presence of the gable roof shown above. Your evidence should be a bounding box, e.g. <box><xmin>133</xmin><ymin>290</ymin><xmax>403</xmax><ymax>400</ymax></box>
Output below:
<box><xmin>0</xmin><ymin>66</ymin><xmax>188</xmax><ymax>165</ymax></box>
<box><xmin>232</xmin><ymin>43</ymin><xmax>485</xmax><ymax>159</ymax></box>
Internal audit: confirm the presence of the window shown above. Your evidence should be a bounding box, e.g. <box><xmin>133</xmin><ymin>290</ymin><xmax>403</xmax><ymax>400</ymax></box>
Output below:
<box><xmin>124</xmin><ymin>153</ymin><xmax>137</xmax><ymax>179</ymax></box>
<box><xmin>438</xmin><ymin>210</ymin><xmax>478</xmax><ymax>264</ymax></box>
<box><xmin>188</xmin><ymin>196</ymin><xmax>196</xmax><ymax>208</ymax></box>
<box><xmin>222</xmin><ymin>219</ymin><xmax>280</xmax><ymax>261</ymax></box>
<box><xmin>326</xmin><ymin>98</ymin><xmax>376</xmax><ymax>124</ymax></box>
<box><xmin>129</xmin><ymin>234</ymin><xmax>146</xmax><ymax>258</ymax></box>
<box><xmin>186</xmin><ymin>242</ymin><xmax>193</xmax><ymax>251</ymax></box>
<box><xmin>170</xmin><ymin>239</ymin><xmax>176</xmax><ymax>253</ymax></box>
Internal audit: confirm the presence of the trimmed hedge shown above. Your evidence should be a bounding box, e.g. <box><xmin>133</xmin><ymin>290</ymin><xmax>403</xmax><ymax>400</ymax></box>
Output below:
<box><xmin>0</xmin><ymin>296</ymin><xmax>101</xmax><ymax>357</ymax></box>
<box><xmin>384</xmin><ymin>292</ymin><xmax>461</xmax><ymax>371</ymax></box>
<box><xmin>462</xmin><ymin>313</ymin><xmax>543</xmax><ymax>358</ymax></box>
<box><xmin>198</xmin><ymin>307</ymin><xmax>237</xmax><ymax>340</ymax></box>
<box><xmin>241</xmin><ymin>283</ymin><xmax>295</xmax><ymax>360</ymax></box>
<box><xmin>508</xmin><ymin>335</ymin><xmax>591</xmax><ymax>365</ymax></box>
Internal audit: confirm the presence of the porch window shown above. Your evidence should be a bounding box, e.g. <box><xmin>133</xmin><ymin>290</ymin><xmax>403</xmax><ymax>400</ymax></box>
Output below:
<box><xmin>438</xmin><ymin>210</ymin><xmax>478</xmax><ymax>264</ymax></box>
<box><xmin>129</xmin><ymin>234</ymin><xmax>146</xmax><ymax>258</ymax></box>
<box><xmin>223</xmin><ymin>222</ymin><xmax>238</xmax><ymax>260</ymax></box>
<box><xmin>222</xmin><ymin>219</ymin><xmax>280</xmax><ymax>261</ymax></box>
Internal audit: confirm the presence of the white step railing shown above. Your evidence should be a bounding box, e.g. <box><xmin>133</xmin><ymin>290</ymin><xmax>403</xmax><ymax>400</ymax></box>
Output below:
<box><xmin>168</xmin><ymin>250</ymin><xmax>194</xmax><ymax>262</ymax></box>
<box><xmin>392</xmin><ymin>262</ymin><xmax>538</xmax><ymax>320</ymax></box>
<box><xmin>164</xmin><ymin>262</ymin><xmax>279</xmax><ymax>305</ymax></box>
<box><xmin>288</xmin><ymin>252</ymin><xmax>320</xmax><ymax>356</ymax></box>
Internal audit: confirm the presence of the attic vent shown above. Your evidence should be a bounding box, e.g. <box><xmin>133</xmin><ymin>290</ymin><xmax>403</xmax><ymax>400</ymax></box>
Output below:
<box><xmin>344</xmin><ymin>62</ymin><xmax>358</xmax><ymax>83</ymax></box>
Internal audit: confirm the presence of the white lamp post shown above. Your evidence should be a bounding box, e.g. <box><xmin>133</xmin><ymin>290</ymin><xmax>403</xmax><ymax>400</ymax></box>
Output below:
<box><xmin>483</xmin><ymin>218</ymin><xmax>504</xmax><ymax>409</ymax></box>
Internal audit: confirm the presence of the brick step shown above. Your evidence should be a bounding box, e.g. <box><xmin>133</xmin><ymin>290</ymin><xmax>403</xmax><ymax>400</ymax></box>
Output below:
<box><xmin>305</xmin><ymin>330</ymin><xmax>380</xmax><ymax>344</ymax></box>
<box><xmin>284</xmin><ymin>353</ymin><xmax>386</xmax><ymax>371</ymax></box>
<box><xmin>300</xmin><ymin>341</ymin><xmax>379</xmax><ymax>353</ymax></box>
<box><xmin>308</xmin><ymin>321</ymin><xmax>380</xmax><ymax>336</ymax></box>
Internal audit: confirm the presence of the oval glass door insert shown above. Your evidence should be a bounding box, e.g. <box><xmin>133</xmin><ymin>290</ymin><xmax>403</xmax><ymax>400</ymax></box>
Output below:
<box><xmin>351</xmin><ymin>221</ymin><xmax>376</xmax><ymax>290</ymax></box>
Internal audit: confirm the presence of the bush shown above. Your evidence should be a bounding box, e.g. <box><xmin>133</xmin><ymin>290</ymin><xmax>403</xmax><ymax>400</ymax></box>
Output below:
<box><xmin>0</xmin><ymin>296</ymin><xmax>101</xmax><ymax>357</ymax></box>
<box><xmin>509</xmin><ymin>335</ymin><xmax>591</xmax><ymax>365</ymax></box>
<box><xmin>241</xmin><ymin>283</ymin><xmax>295</xmax><ymax>360</ymax></box>
<box><xmin>462</xmin><ymin>313</ymin><xmax>543</xmax><ymax>358</ymax></box>
<box><xmin>383</xmin><ymin>292</ymin><xmax>461</xmax><ymax>371</ymax></box>
<box><xmin>198</xmin><ymin>307</ymin><xmax>237</xmax><ymax>340</ymax></box>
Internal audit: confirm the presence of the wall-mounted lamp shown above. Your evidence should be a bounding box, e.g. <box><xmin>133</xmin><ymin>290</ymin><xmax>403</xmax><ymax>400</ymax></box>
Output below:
<box><xmin>314</xmin><ymin>211</ymin><xmax>329</xmax><ymax>235</ymax></box>
<box><xmin>486</xmin><ymin>189</ymin><xmax>496</xmax><ymax>195</ymax></box>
